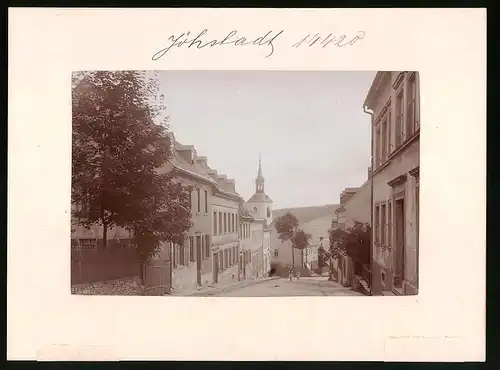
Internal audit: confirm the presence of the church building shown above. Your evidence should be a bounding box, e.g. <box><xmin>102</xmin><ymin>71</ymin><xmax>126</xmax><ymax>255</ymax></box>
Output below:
<box><xmin>242</xmin><ymin>155</ymin><xmax>273</xmax><ymax>277</ymax></box>
<box><xmin>246</xmin><ymin>154</ymin><xmax>273</xmax><ymax>224</ymax></box>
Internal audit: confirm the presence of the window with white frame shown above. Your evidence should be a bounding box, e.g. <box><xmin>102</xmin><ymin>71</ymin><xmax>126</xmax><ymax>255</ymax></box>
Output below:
<box><xmin>406</xmin><ymin>72</ymin><xmax>418</xmax><ymax>136</ymax></box>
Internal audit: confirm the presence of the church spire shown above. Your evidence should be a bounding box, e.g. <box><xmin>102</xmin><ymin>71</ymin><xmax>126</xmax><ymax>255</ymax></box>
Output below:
<box><xmin>257</xmin><ymin>152</ymin><xmax>263</xmax><ymax>178</ymax></box>
<box><xmin>255</xmin><ymin>153</ymin><xmax>265</xmax><ymax>193</ymax></box>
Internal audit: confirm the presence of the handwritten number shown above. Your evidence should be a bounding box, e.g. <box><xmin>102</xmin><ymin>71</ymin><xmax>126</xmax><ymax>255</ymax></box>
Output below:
<box><xmin>151</xmin><ymin>29</ymin><xmax>365</xmax><ymax>60</ymax></box>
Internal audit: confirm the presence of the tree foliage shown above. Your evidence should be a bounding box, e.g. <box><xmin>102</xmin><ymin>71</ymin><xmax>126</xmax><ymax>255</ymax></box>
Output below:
<box><xmin>328</xmin><ymin>221</ymin><xmax>371</xmax><ymax>265</ymax></box>
<box><xmin>274</xmin><ymin>211</ymin><xmax>299</xmax><ymax>243</ymax></box>
<box><xmin>71</xmin><ymin>70</ymin><xmax>193</xmax><ymax>258</ymax></box>
<box><xmin>291</xmin><ymin>229</ymin><xmax>312</xmax><ymax>250</ymax></box>
<box><xmin>274</xmin><ymin>212</ymin><xmax>311</xmax><ymax>268</ymax></box>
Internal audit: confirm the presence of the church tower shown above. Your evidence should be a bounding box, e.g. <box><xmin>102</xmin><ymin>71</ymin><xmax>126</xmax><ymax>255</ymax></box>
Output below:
<box><xmin>246</xmin><ymin>154</ymin><xmax>273</xmax><ymax>224</ymax></box>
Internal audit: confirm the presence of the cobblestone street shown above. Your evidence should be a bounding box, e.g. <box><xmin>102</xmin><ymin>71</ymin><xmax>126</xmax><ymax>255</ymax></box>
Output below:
<box><xmin>204</xmin><ymin>276</ymin><xmax>364</xmax><ymax>297</ymax></box>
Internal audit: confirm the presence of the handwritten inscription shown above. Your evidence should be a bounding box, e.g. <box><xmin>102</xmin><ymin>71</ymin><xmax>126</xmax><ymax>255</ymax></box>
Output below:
<box><xmin>151</xmin><ymin>29</ymin><xmax>366</xmax><ymax>60</ymax></box>
<box><xmin>152</xmin><ymin>29</ymin><xmax>284</xmax><ymax>60</ymax></box>
<box><xmin>292</xmin><ymin>31</ymin><xmax>366</xmax><ymax>48</ymax></box>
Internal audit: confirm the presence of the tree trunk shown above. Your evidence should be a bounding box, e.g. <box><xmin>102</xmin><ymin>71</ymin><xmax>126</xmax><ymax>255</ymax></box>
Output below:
<box><xmin>102</xmin><ymin>221</ymin><xmax>108</xmax><ymax>248</ymax></box>
<box><xmin>100</xmin><ymin>203</ymin><xmax>108</xmax><ymax>248</ymax></box>
<box><xmin>291</xmin><ymin>243</ymin><xmax>295</xmax><ymax>269</ymax></box>
<box><xmin>139</xmin><ymin>259</ymin><xmax>145</xmax><ymax>285</ymax></box>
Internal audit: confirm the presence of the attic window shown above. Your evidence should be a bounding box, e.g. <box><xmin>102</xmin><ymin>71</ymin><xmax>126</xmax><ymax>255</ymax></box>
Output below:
<box><xmin>253</xmin><ymin>207</ymin><xmax>258</xmax><ymax>213</ymax></box>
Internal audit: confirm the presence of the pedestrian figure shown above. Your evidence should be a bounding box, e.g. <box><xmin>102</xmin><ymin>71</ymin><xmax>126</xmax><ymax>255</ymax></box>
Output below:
<box><xmin>289</xmin><ymin>269</ymin><xmax>293</xmax><ymax>281</ymax></box>
<box><xmin>296</xmin><ymin>271</ymin><xmax>301</xmax><ymax>280</ymax></box>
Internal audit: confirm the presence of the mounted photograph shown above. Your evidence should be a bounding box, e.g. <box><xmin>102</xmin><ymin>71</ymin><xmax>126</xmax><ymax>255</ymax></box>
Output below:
<box><xmin>71</xmin><ymin>70</ymin><xmax>420</xmax><ymax>297</ymax></box>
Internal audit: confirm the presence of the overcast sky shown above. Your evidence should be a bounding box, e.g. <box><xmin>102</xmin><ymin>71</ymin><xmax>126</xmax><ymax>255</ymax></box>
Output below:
<box><xmin>157</xmin><ymin>71</ymin><xmax>376</xmax><ymax>210</ymax></box>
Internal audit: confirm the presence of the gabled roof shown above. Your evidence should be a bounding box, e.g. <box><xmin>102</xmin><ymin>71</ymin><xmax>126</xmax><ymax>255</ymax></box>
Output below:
<box><xmin>239</xmin><ymin>205</ymin><xmax>254</xmax><ymax>220</ymax></box>
<box><xmin>167</xmin><ymin>135</ymin><xmax>242</xmax><ymax>201</ymax></box>
<box><xmin>169</xmin><ymin>142</ymin><xmax>217</xmax><ymax>186</ymax></box>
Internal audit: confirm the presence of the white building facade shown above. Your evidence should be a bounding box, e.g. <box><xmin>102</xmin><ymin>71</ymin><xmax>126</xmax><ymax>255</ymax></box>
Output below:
<box><xmin>364</xmin><ymin>71</ymin><xmax>420</xmax><ymax>296</ymax></box>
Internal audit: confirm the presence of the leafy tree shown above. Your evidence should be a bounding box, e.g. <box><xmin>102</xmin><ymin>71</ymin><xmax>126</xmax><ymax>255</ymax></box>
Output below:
<box><xmin>342</xmin><ymin>222</ymin><xmax>371</xmax><ymax>273</ymax></box>
<box><xmin>322</xmin><ymin>227</ymin><xmax>348</xmax><ymax>280</ymax></box>
<box><xmin>292</xmin><ymin>229</ymin><xmax>312</xmax><ymax>250</ymax></box>
<box><xmin>71</xmin><ymin>71</ymin><xmax>192</xmax><ymax>267</ymax></box>
<box><xmin>127</xmin><ymin>172</ymin><xmax>193</xmax><ymax>283</ymax></box>
<box><xmin>326</xmin><ymin>221</ymin><xmax>371</xmax><ymax>280</ymax></box>
<box><xmin>274</xmin><ymin>212</ymin><xmax>311</xmax><ymax>269</ymax></box>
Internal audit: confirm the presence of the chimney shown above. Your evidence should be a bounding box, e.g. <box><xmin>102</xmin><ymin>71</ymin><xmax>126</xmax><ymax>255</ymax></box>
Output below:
<box><xmin>195</xmin><ymin>156</ymin><xmax>208</xmax><ymax>168</ymax></box>
<box><xmin>223</xmin><ymin>179</ymin><xmax>236</xmax><ymax>192</ymax></box>
<box><xmin>177</xmin><ymin>145</ymin><xmax>196</xmax><ymax>164</ymax></box>
<box><xmin>217</xmin><ymin>174</ymin><xmax>228</xmax><ymax>181</ymax></box>
<box><xmin>340</xmin><ymin>188</ymin><xmax>358</xmax><ymax>204</ymax></box>
<box><xmin>207</xmin><ymin>169</ymin><xmax>218</xmax><ymax>180</ymax></box>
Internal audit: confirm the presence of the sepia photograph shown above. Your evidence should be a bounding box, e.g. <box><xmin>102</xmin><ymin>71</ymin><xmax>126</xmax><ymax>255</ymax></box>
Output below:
<box><xmin>71</xmin><ymin>70</ymin><xmax>420</xmax><ymax>297</ymax></box>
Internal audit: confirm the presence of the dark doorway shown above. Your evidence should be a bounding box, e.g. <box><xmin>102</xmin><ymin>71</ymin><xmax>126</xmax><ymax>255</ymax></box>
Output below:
<box><xmin>394</xmin><ymin>198</ymin><xmax>406</xmax><ymax>289</ymax></box>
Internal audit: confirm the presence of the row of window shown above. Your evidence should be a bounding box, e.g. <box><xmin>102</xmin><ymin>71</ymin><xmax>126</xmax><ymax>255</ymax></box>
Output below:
<box><xmin>172</xmin><ymin>234</ymin><xmax>211</xmax><ymax>269</ymax></box>
<box><xmin>252</xmin><ymin>251</ymin><xmax>262</xmax><ymax>270</ymax></box>
<box><xmin>374</xmin><ymin>201</ymin><xmax>393</xmax><ymax>247</ymax></box>
<box><xmin>192</xmin><ymin>188</ymin><xmax>209</xmax><ymax>214</ymax></box>
<box><xmin>217</xmin><ymin>245</ymin><xmax>239</xmax><ymax>272</ymax></box>
<box><xmin>213</xmin><ymin>211</ymin><xmax>238</xmax><ymax>236</ymax></box>
<box><xmin>374</xmin><ymin>72</ymin><xmax>419</xmax><ymax>171</ymax></box>
<box><xmin>240</xmin><ymin>223</ymin><xmax>251</xmax><ymax>239</ymax></box>
<box><xmin>373</xmin><ymin>176</ymin><xmax>419</xmax><ymax>251</ymax></box>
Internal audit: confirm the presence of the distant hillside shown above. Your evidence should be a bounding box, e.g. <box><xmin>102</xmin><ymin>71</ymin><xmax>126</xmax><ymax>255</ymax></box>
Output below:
<box><xmin>272</xmin><ymin>204</ymin><xmax>339</xmax><ymax>225</ymax></box>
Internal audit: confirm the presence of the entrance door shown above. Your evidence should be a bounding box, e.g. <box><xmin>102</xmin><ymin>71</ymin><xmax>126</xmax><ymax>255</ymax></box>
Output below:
<box><xmin>394</xmin><ymin>198</ymin><xmax>406</xmax><ymax>289</ymax></box>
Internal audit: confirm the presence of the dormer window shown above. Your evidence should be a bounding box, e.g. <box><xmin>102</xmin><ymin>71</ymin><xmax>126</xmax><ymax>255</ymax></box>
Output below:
<box><xmin>253</xmin><ymin>207</ymin><xmax>258</xmax><ymax>213</ymax></box>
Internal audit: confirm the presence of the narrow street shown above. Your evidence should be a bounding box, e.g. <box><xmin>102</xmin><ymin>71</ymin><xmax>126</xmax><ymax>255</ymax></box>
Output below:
<box><xmin>211</xmin><ymin>276</ymin><xmax>364</xmax><ymax>297</ymax></box>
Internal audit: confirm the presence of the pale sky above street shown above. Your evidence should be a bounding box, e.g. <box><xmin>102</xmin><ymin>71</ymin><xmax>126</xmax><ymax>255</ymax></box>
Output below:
<box><xmin>156</xmin><ymin>71</ymin><xmax>376</xmax><ymax>209</ymax></box>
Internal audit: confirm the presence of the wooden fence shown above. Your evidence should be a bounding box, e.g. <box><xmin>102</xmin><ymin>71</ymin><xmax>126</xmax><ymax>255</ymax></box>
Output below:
<box><xmin>71</xmin><ymin>240</ymin><xmax>140</xmax><ymax>285</ymax></box>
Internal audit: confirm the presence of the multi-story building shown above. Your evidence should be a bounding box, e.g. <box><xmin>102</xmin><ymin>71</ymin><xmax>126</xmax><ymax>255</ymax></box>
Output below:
<box><xmin>239</xmin><ymin>203</ymin><xmax>267</xmax><ymax>280</ymax></box>
<box><xmin>363</xmin><ymin>71</ymin><xmax>420</xmax><ymax>296</ymax></box>
<box><xmin>156</xmin><ymin>133</ymin><xmax>244</xmax><ymax>294</ymax></box>
<box><xmin>208</xmin><ymin>171</ymin><xmax>243</xmax><ymax>286</ymax></box>
<box><xmin>156</xmin><ymin>134</ymin><xmax>217</xmax><ymax>294</ymax></box>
